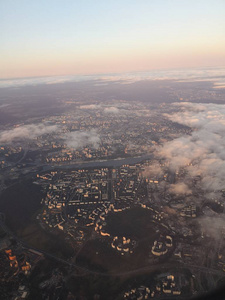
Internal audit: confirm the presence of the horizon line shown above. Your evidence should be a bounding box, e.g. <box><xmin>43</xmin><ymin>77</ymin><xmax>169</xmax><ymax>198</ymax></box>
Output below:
<box><xmin>1</xmin><ymin>65</ymin><xmax>225</xmax><ymax>81</ymax></box>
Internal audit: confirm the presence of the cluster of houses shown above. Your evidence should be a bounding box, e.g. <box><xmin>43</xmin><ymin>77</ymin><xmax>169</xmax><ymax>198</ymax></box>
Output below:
<box><xmin>151</xmin><ymin>235</ymin><xmax>173</xmax><ymax>257</ymax></box>
<box><xmin>4</xmin><ymin>249</ymin><xmax>31</xmax><ymax>276</ymax></box>
<box><xmin>124</xmin><ymin>286</ymin><xmax>153</xmax><ymax>299</ymax></box>
<box><xmin>180</xmin><ymin>204</ymin><xmax>197</xmax><ymax>218</ymax></box>
<box><xmin>93</xmin><ymin>203</ymin><xmax>137</xmax><ymax>254</ymax></box>
<box><xmin>123</xmin><ymin>274</ymin><xmax>182</xmax><ymax>299</ymax></box>
<box><xmin>156</xmin><ymin>274</ymin><xmax>182</xmax><ymax>296</ymax></box>
<box><xmin>111</xmin><ymin>236</ymin><xmax>136</xmax><ymax>255</ymax></box>
<box><xmin>0</xmin><ymin>239</ymin><xmax>44</xmax><ymax>299</ymax></box>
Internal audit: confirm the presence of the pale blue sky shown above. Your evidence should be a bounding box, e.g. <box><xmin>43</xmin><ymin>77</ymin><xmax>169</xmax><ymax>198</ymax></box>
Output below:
<box><xmin>1</xmin><ymin>0</ymin><xmax>225</xmax><ymax>78</ymax></box>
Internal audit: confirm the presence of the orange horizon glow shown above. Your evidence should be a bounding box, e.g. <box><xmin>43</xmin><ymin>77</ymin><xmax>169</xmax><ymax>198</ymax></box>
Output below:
<box><xmin>1</xmin><ymin>0</ymin><xmax>225</xmax><ymax>79</ymax></box>
<box><xmin>2</xmin><ymin>46</ymin><xmax>225</xmax><ymax>79</ymax></box>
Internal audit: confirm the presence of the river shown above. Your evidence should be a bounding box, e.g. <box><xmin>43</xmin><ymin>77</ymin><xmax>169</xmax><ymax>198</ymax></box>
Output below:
<box><xmin>42</xmin><ymin>154</ymin><xmax>152</xmax><ymax>171</ymax></box>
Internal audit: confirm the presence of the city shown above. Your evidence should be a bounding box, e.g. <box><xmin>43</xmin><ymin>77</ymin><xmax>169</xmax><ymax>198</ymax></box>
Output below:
<box><xmin>1</xmin><ymin>87</ymin><xmax>225</xmax><ymax>299</ymax></box>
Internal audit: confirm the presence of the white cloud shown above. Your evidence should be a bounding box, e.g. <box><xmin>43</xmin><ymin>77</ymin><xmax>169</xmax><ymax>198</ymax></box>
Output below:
<box><xmin>169</xmin><ymin>182</ymin><xmax>192</xmax><ymax>195</ymax></box>
<box><xmin>159</xmin><ymin>102</ymin><xmax>225</xmax><ymax>192</ymax></box>
<box><xmin>142</xmin><ymin>162</ymin><xmax>163</xmax><ymax>178</ymax></box>
<box><xmin>0</xmin><ymin>123</ymin><xmax>58</xmax><ymax>143</ymax></box>
<box><xmin>79</xmin><ymin>104</ymin><xmax>101</xmax><ymax>110</ymax></box>
<box><xmin>104</xmin><ymin>106</ymin><xmax>120</xmax><ymax>114</ymax></box>
<box><xmin>65</xmin><ymin>129</ymin><xmax>100</xmax><ymax>149</ymax></box>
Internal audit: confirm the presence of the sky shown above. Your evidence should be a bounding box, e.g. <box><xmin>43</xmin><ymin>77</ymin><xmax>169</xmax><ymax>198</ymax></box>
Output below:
<box><xmin>1</xmin><ymin>0</ymin><xmax>225</xmax><ymax>79</ymax></box>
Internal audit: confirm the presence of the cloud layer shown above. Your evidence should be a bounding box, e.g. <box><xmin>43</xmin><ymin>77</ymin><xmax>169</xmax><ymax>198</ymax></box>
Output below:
<box><xmin>1</xmin><ymin>67</ymin><xmax>225</xmax><ymax>88</ymax></box>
